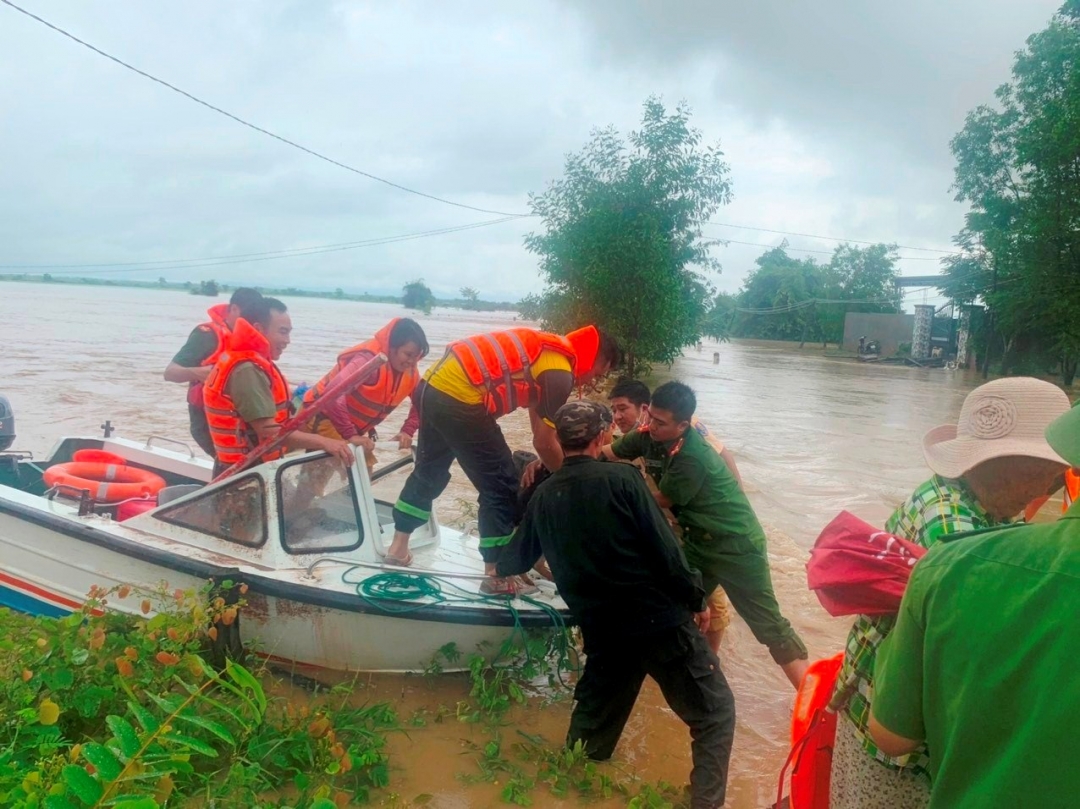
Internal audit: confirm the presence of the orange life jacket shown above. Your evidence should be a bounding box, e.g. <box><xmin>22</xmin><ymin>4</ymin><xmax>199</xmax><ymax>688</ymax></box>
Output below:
<box><xmin>302</xmin><ymin>318</ymin><xmax>419</xmax><ymax>432</ymax></box>
<box><xmin>1066</xmin><ymin>469</ymin><xmax>1079</xmax><ymax>512</ymax></box>
<box><xmin>186</xmin><ymin>304</ymin><xmax>231</xmax><ymax>407</ymax></box>
<box><xmin>446</xmin><ymin>325</ymin><xmax>600</xmax><ymax>418</ymax></box>
<box><xmin>203</xmin><ymin>318</ymin><xmax>290</xmax><ymax>465</ymax></box>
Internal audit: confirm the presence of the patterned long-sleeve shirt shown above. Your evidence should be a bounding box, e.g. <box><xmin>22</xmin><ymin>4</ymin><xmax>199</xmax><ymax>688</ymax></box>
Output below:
<box><xmin>830</xmin><ymin>475</ymin><xmax>1001</xmax><ymax>777</ymax></box>
<box><xmin>321</xmin><ymin>351</ymin><xmax>419</xmax><ymax>440</ymax></box>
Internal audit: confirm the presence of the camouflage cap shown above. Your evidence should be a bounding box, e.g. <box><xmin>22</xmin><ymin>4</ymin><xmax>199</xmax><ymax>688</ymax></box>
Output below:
<box><xmin>554</xmin><ymin>400</ymin><xmax>613</xmax><ymax>444</ymax></box>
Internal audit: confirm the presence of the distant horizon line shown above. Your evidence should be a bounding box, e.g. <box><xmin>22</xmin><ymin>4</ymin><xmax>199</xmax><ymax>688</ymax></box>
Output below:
<box><xmin>0</xmin><ymin>273</ymin><xmax>523</xmax><ymax>311</ymax></box>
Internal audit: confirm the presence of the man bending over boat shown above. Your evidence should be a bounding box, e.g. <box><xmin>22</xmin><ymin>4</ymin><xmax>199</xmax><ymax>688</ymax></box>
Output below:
<box><xmin>497</xmin><ymin>400</ymin><xmax>735</xmax><ymax>809</ymax></box>
<box><xmin>203</xmin><ymin>297</ymin><xmax>352</xmax><ymax>477</ymax></box>
<box><xmin>598</xmin><ymin>378</ymin><xmax>737</xmax><ymax>655</ymax></box>
<box><xmin>300</xmin><ymin>317</ymin><xmax>428</xmax><ymax>472</ymax></box>
<box><xmin>603</xmin><ymin>381</ymin><xmax>809</xmax><ymax>689</ymax></box>
<box><xmin>164</xmin><ymin>287</ymin><xmax>264</xmax><ymax>456</ymax></box>
<box><xmin>387</xmin><ymin>325</ymin><xmax>621</xmax><ymax>592</ymax></box>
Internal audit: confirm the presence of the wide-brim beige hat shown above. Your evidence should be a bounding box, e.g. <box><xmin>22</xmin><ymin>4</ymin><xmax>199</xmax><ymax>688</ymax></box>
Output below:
<box><xmin>922</xmin><ymin>377</ymin><xmax>1071</xmax><ymax>479</ymax></box>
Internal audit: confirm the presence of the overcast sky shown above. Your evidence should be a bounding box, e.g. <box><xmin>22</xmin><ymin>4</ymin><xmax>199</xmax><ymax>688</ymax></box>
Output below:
<box><xmin>0</xmin><ymin>0</ymin><xmax>1061</xmax><ymax>304</ymax></box>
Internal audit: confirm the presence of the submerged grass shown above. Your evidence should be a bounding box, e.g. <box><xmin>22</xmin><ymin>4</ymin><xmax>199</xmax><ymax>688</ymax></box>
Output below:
<box><xmin>4</xmin><ymin>585</ymin><xmax>689</xmax><ymax>808</ymax></box>
<box><xmin>0</xmin><ymin>584</ymin><xmax>395</xmax><ymax>808</ymax></box>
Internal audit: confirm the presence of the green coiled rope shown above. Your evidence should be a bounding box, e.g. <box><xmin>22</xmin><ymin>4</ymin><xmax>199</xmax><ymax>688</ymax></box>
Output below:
<box><xmin>341</xmin><ymin>568</ymin><xmax>579</xmax><ymax>675</ymax></box>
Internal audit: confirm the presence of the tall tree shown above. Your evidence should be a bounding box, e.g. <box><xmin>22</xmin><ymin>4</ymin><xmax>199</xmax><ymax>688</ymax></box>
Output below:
<box><xmin>948</xmin><ymin>0</ymin><xmax>1080</xmax><ymax>383</ymax></box>
<box><xmin>524</xmin><ymin>98</ymin><xmax>733</xmax><ymax>376</ymax></box>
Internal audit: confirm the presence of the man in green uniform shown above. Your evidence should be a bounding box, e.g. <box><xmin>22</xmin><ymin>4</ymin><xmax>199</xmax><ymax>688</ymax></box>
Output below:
<box><xmin>605</xmin><ymin>380</ymin><xmax>808</xmax><ymax>688</ymax></box>
<box><xmin>869</xmin><ymin>403</ymin><xmax>1080</xmax><ymax>809</ymax></box>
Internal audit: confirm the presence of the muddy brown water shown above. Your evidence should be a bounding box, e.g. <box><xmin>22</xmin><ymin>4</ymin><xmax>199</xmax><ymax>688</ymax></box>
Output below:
<box><xmin>1</xmin><ymin>282</ymin><xmax>991</xmax><ymax>806</ymax></box>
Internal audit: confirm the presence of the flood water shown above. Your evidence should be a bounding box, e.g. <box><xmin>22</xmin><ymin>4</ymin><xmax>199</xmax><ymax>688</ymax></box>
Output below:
<box><xmin>1</xmin><ymin>282</ymin><xmax>990</xmax><ymax>807</ymax></box>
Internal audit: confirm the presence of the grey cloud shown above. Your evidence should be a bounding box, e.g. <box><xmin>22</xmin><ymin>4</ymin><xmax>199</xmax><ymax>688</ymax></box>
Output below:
<box><xmin>0</xmin><ymin>0</ymin><xmax>1059</xmax><ymax>305</ymax></box>
<box><xmin>561</xmin><ymin>0</ymin><xmax>1059</xmax><ymax>167</ymax></box>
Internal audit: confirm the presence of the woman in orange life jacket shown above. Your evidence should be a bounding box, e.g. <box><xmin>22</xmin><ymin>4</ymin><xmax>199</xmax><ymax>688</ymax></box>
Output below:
<box><xmin>202</xmin><ymin>297</ymin><xmax>352</xmax><ymax>478</ymax></box>
<box><xmin>301</xmin><ymin>318</ymin><xmax>428</xmax><ymax>472</ymax></box>
<box><xmin>387</xmin><ymin>326</ymin><xmax>622</xmax><ymax>594</ymax></box>
<box><xmin>163</xmin><ymin>287</ymin><xmax>263</xmax><ymax>456</ymax></box>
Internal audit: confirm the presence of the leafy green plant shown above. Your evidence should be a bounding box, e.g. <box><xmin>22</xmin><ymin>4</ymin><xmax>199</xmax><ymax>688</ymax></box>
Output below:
<box><xmin>423</xmin><ymin>643</ymin><xmax>461</xmax><ymax>677</ymax></box>
<box><xmin>1</xmin><ymin>580</ymin><xmax>400</xmax><ymax>809</ymax></box>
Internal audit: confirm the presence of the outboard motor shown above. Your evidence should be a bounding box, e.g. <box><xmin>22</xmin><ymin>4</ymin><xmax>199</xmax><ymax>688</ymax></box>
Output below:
<box><xmin>0</xmin><ymin>396</ymin><xmax>14</xmax><ymax>452</ymax></box>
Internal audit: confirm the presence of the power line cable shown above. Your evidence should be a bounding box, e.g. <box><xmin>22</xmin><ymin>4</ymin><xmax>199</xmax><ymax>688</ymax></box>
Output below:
<box><xmin>702</xmin><ymin>220</ymin><xmax>959</xmax><ymax>255</ymax></box>
<box><xmin>734</xmin><ymin>287</ymin><xmax>934</xmax><ymax>314</ymax></box>
<box><xmin>0</xmin><ymin>218</ymin><xmax>518</xmax><ymax>275</ymax></box>
<box><xmin>0</xmin><ymin>2</ymin><xmax>968</xmax><ymax>267</ymax></box>
<box><xmin>0</xmin><ymin>0</ymin><xmax>531</xmax><ymax>219</ymax></box>
<box><xmin>706</xmin><ymin>237</ymin><xmax>945</xmax><ymax>261</ymax></box>
<box><xmin>2</xmin><ymin>223</ymin><xmax>936</xmax><ymax>271</ymax></box>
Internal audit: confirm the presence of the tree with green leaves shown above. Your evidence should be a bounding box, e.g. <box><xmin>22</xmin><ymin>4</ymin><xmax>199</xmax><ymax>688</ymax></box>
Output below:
<box><xmin>459</xmin><ymin>286</ymin><xmax>480</xmax><ymax>310</ymax></box>
<box><xmin>191</xmin><ymin>279</ymin><xmax>219</xmax><ymax>297</ymax></box>
<box><xmin>701</xmin><ymin>292</ymin><xmax>737</xmax><ymax>341</ymax></box>
<box><xmin>731</xmin><ymin>243</ymin><xmax>899</xmax><ymax>345</ymax></box>
<box><xmin>524</xmin><ymin>98</ymin><xmax>733</xmax><ymax>376</ymax></box>
<box><xmin>402</xmin><ymin>279</ymin><xmax>435</xmax><ymax>314</ymax></box>
<box><xmin>947</xmin><ymin>0</ymin><xmax>1080</xmax><ymax>383</ymax></box>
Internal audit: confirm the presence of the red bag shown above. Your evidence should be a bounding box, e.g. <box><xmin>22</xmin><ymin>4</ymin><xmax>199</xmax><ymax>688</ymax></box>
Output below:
<box><xmin>806</xmin><ymin>511</ymin><xmax>927</xmax><ymax>617</ymax></box>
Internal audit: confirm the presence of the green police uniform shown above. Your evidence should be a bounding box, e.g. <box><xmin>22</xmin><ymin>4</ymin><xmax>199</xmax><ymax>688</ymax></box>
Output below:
<box><xmin>612</xmin><ymin>425</ymin><xmax>807</xmax><ymax>665</ymax></box>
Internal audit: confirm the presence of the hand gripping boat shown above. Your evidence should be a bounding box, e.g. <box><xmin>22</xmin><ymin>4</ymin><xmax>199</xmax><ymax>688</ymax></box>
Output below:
<box><xmin>0</xmin><ymin>373</ymin><xmax>569</xmax><ymax>673</ymax></box>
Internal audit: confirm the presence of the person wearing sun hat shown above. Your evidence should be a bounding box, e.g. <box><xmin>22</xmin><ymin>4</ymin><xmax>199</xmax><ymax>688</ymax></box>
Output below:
<box><xmin>869</xmin><ymin>398</ymin><xmax>1080</xmax><ymax>809</ymax></box>
<box><xmin>830</xmin><ymin>377</ymin><xmax>1071</xmax><ymax>809</ymax></box>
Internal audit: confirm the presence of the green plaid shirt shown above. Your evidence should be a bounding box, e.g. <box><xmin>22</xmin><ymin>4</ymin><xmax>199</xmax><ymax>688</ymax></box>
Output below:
<box><xmin>830</xmin><ymin>475</ymin><xmax>1001</xmax><ymax>776</ymax></box>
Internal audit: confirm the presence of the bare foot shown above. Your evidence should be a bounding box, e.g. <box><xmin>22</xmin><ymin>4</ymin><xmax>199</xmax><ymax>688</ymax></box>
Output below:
<box><xmin>386</xmin><ymin>530</ymin><xmax>412</xmax><ymax>566</ymax></box>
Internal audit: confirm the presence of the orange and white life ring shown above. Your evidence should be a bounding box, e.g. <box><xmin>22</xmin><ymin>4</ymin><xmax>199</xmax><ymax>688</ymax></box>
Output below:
<box><xmin>43</xmin><ymin>460</ymin><xmax>167</xmax><ymax>502</ymax></box>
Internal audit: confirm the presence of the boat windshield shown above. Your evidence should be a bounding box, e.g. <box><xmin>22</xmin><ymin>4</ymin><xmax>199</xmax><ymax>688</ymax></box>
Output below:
<box><xmin>156</xmin><ymin>474</ymin><xmax>267</xmax><ymax>547</ymax></box>
<box><xmin>276</xmin><ymin>454</ymin><xmax>364</xmax><ymax>555</ymax></box>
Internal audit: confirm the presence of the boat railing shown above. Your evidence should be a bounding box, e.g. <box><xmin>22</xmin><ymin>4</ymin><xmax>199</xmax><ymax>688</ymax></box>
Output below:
<box><xmin>302</xmin><ymin>556</ymin><xmax>492</xmax><ymax>582</ymax></box>
<box><xmin>143</xmin><ymin>435</ymin><xmax>197</xmax><ymax>459</ymax></box>
<box><xmin>369</xmin><ymin>452</ymin><xmax>414</xmax><ymax>483</ymax></box>
<box><xmin>44</xmin><ymin>483</ymin><xmax>95</xmax><ymax>515</ymax></box>
<box><xmin>44</xmin><ymin>484</ymin><xmax>158</xmax><ymax>517</ymax></box>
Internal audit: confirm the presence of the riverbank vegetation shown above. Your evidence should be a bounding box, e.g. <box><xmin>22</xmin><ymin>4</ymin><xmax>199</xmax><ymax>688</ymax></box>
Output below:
<box><xmin>944</xmin><ymin>0</ymin><xmax>1080</xmax><ymax>384</ymax></box>
<box><xmin>0</xmin><ymin>275</ymin><xmax>518</xmax><ymax>314</ymax></box>
<box><xmin>711</xmin><ymin>243</ymin><xmax>903</xmax><ymax>346</ymax></box>
<box><xmin>2</xmin><ymin>584</ymin><xmax>690</xmax><ymax>808</ymax></box>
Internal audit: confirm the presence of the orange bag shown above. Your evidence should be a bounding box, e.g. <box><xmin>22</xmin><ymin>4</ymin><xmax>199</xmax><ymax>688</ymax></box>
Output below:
<box><xmin>778</xmin><ymin>653</ymin><xmax>844</xmax><ymax>809</ymax></box>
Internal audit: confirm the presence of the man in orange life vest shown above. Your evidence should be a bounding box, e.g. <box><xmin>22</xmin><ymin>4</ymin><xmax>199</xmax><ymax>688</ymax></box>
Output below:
<box><xmin>164</xmin><ymin>287</ymin><xmax>264</xmax><ymax>456</ymax></box>
<box><xmin>302</xmin><ymin>318</ymin><xmax>429</xmax><ymax>467</ymax></box>
<box><xmin>202</xmin><ymin>297</ymin><xmax>352</xmax><ymax>477</ymax></box>
<box><xmin>387</xmin><ymin>325</ymin><xmax>622</xmax><ymax>592</ymax></box>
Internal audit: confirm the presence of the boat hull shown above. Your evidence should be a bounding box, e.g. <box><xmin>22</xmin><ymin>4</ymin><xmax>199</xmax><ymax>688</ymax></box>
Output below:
<box><xmin>0</xmin><ymin>503</ymin><xmax>541</xmax><ymax>673</ymax></box>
